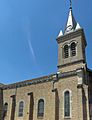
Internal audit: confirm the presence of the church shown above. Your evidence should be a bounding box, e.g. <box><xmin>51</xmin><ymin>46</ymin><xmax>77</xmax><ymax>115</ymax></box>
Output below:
<box><xmin>0</xmin><ymin>1</ymin><xmax>92</xmax><ymax>120</ymax></box>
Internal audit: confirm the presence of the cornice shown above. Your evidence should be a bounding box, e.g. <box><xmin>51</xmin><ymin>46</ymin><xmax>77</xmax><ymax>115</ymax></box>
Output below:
<box><xmin>1</xmin><ymin>70</ymin><xmax>78</xmax><ymax>90</ymax></box>
<box><xmin>2</xmin><ymin>75</ymin><xmax>55</xmax><ymax>90</ymax></box>
<box><xmin>56</xmin><ymin>28</ymin><xmax>86</xmax><ymax>46</ymax></box>
<box><xmin>58</xmin><ymin>70</ymin><xmax>77</xmax><ymax>78</ymax></box>
<box><xmin>57</xmin><ymin>59</ymin><xmax>85</xmax><ymax>68</ymax></box>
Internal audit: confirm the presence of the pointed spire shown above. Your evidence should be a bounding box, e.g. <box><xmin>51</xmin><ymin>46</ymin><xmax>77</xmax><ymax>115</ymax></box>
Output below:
<box><xmin>64</xmin><ymin>1</ymin><xmax>77</xmax><ymax>34</ymax></box>
<box><xmin>57</xmin><ymin>0</ymin><xmax>81</xmax><ymax>38</ymax></box>
<box><xmin>58</xmin><ymin>30</ymin><xmax>63</xmax><ymax>37</ymax></box>
<box><xmin>76</xmin><ymin>22</ymin><xmax>81</xmax><ymax>30</ymax></box>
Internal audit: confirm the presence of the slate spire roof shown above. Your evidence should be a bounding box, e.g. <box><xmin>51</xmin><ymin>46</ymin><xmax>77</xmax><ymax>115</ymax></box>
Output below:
<box><xmin>64</xmin><ymin>6</ymin><xmax>77</xmax><ymax>34</ymax></box>
<box><xmin>58</xmin><ymin>1</ymin><xmax>81</xmax><ymax>37</ymax></box>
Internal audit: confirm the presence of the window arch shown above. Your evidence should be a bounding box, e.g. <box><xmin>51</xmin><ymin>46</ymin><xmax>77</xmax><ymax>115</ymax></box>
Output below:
<box><xmin>70</xmin><ymin>42</ymin><xmax>76</xmax><ymax>56</ymax></box>
<box><xmin>3</xmin><ymin>102</ymin><xmax>8</xmax><ymax>118</ymax></box>
<box><xmin>38</xmin><ymin>99</ymin><xmax>44</xmax><ymax>117</ymax></box>
<box><xmin>64</xmin><ymin>91</ymin><xmax>70</xmax><ymax>117</ymax></box>
<box><xmin>4</xmin><ymin>102</ymin><xmax>8</xmax><ymax>112</ymax></box>
<box><xmin>63</xmin><ymin>45</ymin><xmax>69</xmax><ymax>58</ymax></box>
<box><xmin>18</xmin><ymin>101</ymin><xmax>24</xmax><ymax>117</ymax></box>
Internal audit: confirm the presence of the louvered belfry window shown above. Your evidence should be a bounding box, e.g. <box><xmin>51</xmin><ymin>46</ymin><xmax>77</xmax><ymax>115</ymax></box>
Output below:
<box><xmin>18</xmin><ymin>101</ymin><xmax>24</xmax><ymax>117</ymax></box>
<box><xmin>71</xmin><ymin>42</ymin><xmax>76</xmax><ymax>56</ymax></box>
<box><xmin>64</xmin><ymin>45</ymin><xmax>69</xmax><ymax>58</ymax></box>
<box><xmin>64</xmin><ymin>91</ymin><xmax>70</xmax><ymax>117</ymax></box>
<box><xmin>38</xmin><ymin>99</ymin><xmax>44</xmax><ymax>117</ymax></box>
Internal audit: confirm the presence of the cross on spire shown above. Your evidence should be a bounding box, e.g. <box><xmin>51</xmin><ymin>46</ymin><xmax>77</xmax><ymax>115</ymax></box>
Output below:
<box><xmin>69</xmin><ymin>0</ymin><xmax>72</xmax><ymax>8</ymax></box>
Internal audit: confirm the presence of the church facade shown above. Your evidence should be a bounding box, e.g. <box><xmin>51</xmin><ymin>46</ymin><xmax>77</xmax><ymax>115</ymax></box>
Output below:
<box><xmin>0</xmin><ymin>4</ymin><xmax>92</xmax><ymax>120</ymax></box>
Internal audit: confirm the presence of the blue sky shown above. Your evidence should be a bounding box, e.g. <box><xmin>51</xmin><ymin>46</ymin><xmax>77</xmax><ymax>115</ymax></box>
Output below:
<box><xmin>0</xmin><ymin>0</ymin><xmax>92</xmax><ymax>84</ymax></box>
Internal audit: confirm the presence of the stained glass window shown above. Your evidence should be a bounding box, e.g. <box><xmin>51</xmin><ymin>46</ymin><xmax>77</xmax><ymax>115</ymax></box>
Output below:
<box><xmin>18</xmin><ymin>101</ymin><xmax>24</xmax><ymax>117</ymax></box>
<box><xmin>64</xmin><ymin>91</ymin><xmax>70</xmax><ymax>117</ymax></box>
<box><xmin>38</xmin><ymin>99</ymin><xmax>44</xmax><ymax>117</ymax></box>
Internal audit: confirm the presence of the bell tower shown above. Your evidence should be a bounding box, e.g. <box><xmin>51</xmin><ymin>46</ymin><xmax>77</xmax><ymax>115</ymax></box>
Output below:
<box><xmin>56</xmin><ymin>1</ymin><xmax>87</xmax><ymax>73</ymax></box>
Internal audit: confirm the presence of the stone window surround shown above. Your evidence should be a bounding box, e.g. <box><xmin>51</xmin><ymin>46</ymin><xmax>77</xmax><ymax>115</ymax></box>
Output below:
<box><xmin>62</xmin><ymin>41</ymin><xmax>77</xmax><ymax>59</ymax></box>
<box><xmin>37</xmin><ymin>98</ymin><xmax>45</xmax><ymax>119</ymax></box>
<box><xmin>18</xmin><ymin>100</ymin><xmax>25</xmax><ymax>117</ymax></box>
<box><xmin>63</xmin><ymin>89</ymin><xmax>72</xmax><ymax>119</ymax></box>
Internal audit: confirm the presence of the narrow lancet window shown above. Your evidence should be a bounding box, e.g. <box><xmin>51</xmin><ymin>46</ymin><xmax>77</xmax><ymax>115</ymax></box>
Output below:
<box><xmin>3</xmin><ymin>102</ymin><xmax>8</xmax><ymax>118</ymax></box>
<box><xmin>64</xmin><ymin>91</ymin><xmax>70</xmax><ymax>117</ymax></box>
<box><xmin>64</xmin><ymin>45</ymin><xmax>69</xmax><ymax>58</ymax></box>
<box><xmin>71</xmin><ymin>42</ymin><xmax>76</xmax><ymax>56</ymax></box>
<box><xmin>18</xmin><ymin>101</ymin><xmax>24</xmax><ymax>117</ymax></box>
<box><xmin>38</xmin><ymin>99</ymin><xmax>44</xmax><ymax>117</ymax></box>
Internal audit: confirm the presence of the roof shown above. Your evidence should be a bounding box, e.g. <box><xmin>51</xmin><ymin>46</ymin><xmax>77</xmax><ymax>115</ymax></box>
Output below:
<box><xmin>57</xmin><ymin>4</ymin><xmax>81</xmax><ymax>37</ymax></box>
<box><xmin>1</xmin><ymin>69</ymin><xmax>78</xmax><ymax>90</ymax></box>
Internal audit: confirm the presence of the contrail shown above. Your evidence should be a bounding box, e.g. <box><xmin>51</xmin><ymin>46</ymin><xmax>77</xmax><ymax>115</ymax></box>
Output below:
<box><xmin>27</xmin><ymin>33</ymin><xmax>36</xmax><ymax>63</ymax></box>
<box><xmin>22</xmin><ymin>16</ymin><xmax>43</xmax><ymax>75</ymax></box>
<box><xmin>23</xmin><ymin>16</ymin><xmax>36</xmax><ymax>63</ymax></box>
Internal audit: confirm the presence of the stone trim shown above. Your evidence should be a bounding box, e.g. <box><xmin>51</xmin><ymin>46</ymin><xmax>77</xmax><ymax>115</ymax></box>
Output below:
<box><xmin>2</xmin><ymin>75</ymin><xmax>55</xmax><ymax>90</ymax></box>
<box><xmin>56</xmin><ymin>28</ymin><xmax>87</xmax><ymax>46</ymax></box>
<box><xmin>58</xmin><ymin>70</ymin><xmax>77</xmax><ymax>78</ymax></box>
<box><xmin>77</xmin><ymin>84</ymin><xmax>83</xmax><ymax>89</ymax></box>
<box><xmin>10</xmin><ymin>95</ymin><xmax>16</xmax><ymax>120</ymax></box>
<box><xmin>2</xmin><ymin>70</ymin><xmax>77</xmax><ymax>90</ymax></box>
<box><xmin>63</xmin><ymin>89</ymin><xmax>72</xmax><ymax>119</ymax></box>
<box><xmin>52</xmin><ymin>88</ymin><xmax>57</xmax><ymax>92</ymax></box>
<box><xmin>57</xmin><ymin>59</ymin><xmax>85</xmax><ymax>68</ymax></box>
<box><xmin>27</xmin><ymin>92</ymin><xmax>34</xmax><ymax>120</ymax></box>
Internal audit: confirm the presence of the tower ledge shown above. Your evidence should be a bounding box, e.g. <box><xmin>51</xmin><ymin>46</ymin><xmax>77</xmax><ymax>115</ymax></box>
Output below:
<box><xmin>56</xmin><ymin>28</ymin><xmax>87</xmax><ymax>47</ymax></box>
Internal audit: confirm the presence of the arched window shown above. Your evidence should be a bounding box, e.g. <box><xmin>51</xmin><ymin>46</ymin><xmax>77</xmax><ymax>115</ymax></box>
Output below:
<box><xmin>18</xmin><ymin>101</ymin><xmax>24</xmax><ymax>117</ymax></box>
<box><xmin>64</xmin><ymin>45</ymin><xmax>69</xmax><ymax>58</ymax></box>
<box><xmin>4</xmin><ymin>102</ymin><xmax>8</xmax><ymax>112</ymax></box>
<box><xmin>3</xmin><ymin>102</ymin><xmax>8</xmax><ymax>118</ymax></box>
<box><xmin>70</xmin><ymin>42</ymin><xmax>76</xmax><ymax>56</ymax></box>
<box><xmin>38</xmin><ymin>99</ymin><xmax>44</xmax><ymax>117</ymax></box>
<box><xmin>64</xmin><ymin>91</ymin><xmax>70</xmax><ymax>117</ymax></box>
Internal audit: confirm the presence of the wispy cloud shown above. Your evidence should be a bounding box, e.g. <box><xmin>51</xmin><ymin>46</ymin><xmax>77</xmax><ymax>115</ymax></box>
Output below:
<box><xmin>21</xmin><ymin>16</ymin><xmax>43</xmax><ymax>75</ymax></box>
<box><xmin>27</xmin><ymin>31</ymin><xmax>36</xmax><ymax>63</ymax></box>
<box><xmin>22</xmin><ymin>16</ymin><xmax>36</xmax><ymax>63</ymax></box>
